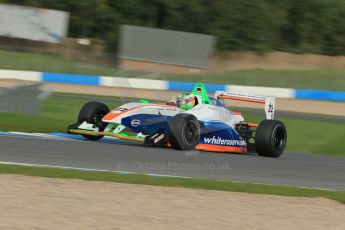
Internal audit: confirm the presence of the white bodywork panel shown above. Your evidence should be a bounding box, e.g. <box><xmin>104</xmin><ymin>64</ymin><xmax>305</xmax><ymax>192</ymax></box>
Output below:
<box><xmin>102</xmin><ymin>102</ymin><xmax>243</xmax><ymax>128</ymax></box>
<box><xmin>102</xmin><ymin>102</ymin><xmax>181</xmax><ymax>124</ymax></box>
<box><xmin>185</xmin><ymin>104</ymin><xmax>244</xmax><ymax>127</ymax></box>
<box><xmin>78</xmin><ymin>121</ymin><xmax>99</xmax><ymax>132</ymax></box>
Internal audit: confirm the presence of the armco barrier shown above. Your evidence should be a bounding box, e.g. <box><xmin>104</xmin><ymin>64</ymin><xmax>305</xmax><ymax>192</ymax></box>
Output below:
<box><xmin>100</xmin><ymin>76</ymin><xmax>168</xmax><ymax>90</ymax></box>
<box><xmin>294</xmin><ymin>89</ymin><xmax>345</xmax><ymax>102</ymax></box>
<box><xmin>0</xmin><ymin>69</ymin><xmax>41</xmax><ymax>81</ymax></box>
<box><xmin>0</xmin><ymin>69</ymin><xmax>344</xmax><ymax>102</ymax></box>
<box><xmin>42</xmin><ymin>72</ymin><xmax>100</xmax><ymax>85</ymax></box>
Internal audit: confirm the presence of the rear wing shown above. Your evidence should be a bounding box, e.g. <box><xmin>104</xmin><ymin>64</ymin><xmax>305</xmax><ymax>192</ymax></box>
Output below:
<box><xmin>215</xmin><ymin>91</ymin><xmax>275</xmax><ymax>120</ymax></box>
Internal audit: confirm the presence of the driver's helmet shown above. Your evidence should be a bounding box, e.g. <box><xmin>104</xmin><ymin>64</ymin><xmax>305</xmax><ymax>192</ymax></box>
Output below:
<box><xmin>176</xmin><ymin>92</ymin><xmax>196</xmax><ymax>109</ymax></box>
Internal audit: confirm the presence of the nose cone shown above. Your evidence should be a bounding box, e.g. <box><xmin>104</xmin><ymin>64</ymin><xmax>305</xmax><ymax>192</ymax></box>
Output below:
<box><xmin>102</xmin><ymin>111</ymin><xmax>122</xmax><ymax>123</ymax></box>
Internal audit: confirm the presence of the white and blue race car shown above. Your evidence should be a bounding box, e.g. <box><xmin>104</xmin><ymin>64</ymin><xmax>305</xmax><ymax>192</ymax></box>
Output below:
<box><xmin>68</xmin><ymin>83</ymin><xmax>287</xmax><ymax>157</ymax></box>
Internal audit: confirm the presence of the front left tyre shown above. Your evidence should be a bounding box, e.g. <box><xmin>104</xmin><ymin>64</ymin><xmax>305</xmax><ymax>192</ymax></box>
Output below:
<box><xmin>77</xmin><ymin>101</ymin><xmax>109</xmax><ymax>140</ymax></box>
<box><xmin>168</xmin><ymin>114</ymin><xmax>200</xmax><ymax>150</ymax></box>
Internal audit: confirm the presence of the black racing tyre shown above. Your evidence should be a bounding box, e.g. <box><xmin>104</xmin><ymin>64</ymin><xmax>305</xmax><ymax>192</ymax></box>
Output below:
<box><xmin>78</xmin><ymin>101</ymin><xmax>109</xmax><ymax>140</ymax></box>
<box><xmin>255</xmin><ymin>120</ymin><xmax>287</xmax><ymax>158</ymax></box>
<box><xmin>168</xmin><ymin>114</ymin><xmax>200</xmax><ymax>150</ymax></box>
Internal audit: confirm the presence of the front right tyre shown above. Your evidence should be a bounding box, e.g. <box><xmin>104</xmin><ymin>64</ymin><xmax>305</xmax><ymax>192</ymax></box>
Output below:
<box><xmin>255</xmin><ymin>120</ymin><xmax>287</xmax><ymax>158</ymax></box>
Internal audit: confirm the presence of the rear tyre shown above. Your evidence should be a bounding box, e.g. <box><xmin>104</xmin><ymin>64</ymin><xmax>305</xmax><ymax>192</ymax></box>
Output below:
<box><xmin>168</xmin><ymin>114</ymin><xmax>200</xmax><ymax>150</ymax></box>
<box><xmin>255</xmin><ymin>120</ymin><xmax>287</xmax><ymax>158</ymax></box>
<box><xmin>78</xmin><ymin>101</ymin><xmax>109</xmax><ymax>140</ymax></box>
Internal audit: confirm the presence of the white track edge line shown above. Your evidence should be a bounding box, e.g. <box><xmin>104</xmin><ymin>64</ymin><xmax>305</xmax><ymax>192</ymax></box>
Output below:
<box><xmin>2</xmin><ymin>133</ymin><xmax>78</xmax><ymax>142</ymax></box>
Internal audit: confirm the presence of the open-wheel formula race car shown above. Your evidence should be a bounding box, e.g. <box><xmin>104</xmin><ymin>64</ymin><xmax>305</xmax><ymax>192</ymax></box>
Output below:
<box><xmin>68</xmin><ymin>83</ymin><xmax>287</xmax><ymax>157</ymax></box>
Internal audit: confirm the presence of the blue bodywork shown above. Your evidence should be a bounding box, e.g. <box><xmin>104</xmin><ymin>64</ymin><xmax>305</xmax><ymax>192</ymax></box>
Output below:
<box><xmin>199</xmin><ymin>121</ymin><xmax>245</xmax><ymax>147</ymax></box>
<box><xmin>121</xmin><ymin>113</ymin><xmax>245</xmax><ymax>148</ymax></box>
<box><xmin>122</xmin><ymin>114</ymin><xmax>172</xmax><ymax>134</ymax></box>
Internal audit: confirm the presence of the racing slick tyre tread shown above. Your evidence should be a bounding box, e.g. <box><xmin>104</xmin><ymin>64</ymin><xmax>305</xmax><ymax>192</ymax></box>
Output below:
<box><xmin>78</xmin><ymin>101</ymin><xmax>109</xmax><ymax>140</ymax></box>
<box><xmin>168</xmin><ymin>113</ymin><xmax>200</xmax><ymax>151</ymax></box>
<box><xmin>255</xmin><ymin>120</ymin><xmax>287</xmax><ymax>158</ymax></box>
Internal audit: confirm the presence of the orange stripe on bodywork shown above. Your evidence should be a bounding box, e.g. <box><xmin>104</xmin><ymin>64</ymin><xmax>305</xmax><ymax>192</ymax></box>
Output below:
<box><xmin>102</xmin><ymin>105</ymin><xmax>147</xmax><ymax>121</ymax></box>
<box><xmin>102</xmin><ymin>104</ymin><xmax>178</xmax><ymax>122</ymax></box>
<box><xmin>238</xmin><ymin>122</ymin><xmax>259</xmax><ymax>128</ymax></box>
<box><xmin>218</xmin><ymin>95</ymin><xmax>265</xmax><ymax>104</ymax></box>
<box><xmin>247</xmin><ymin>123</ymin><xmax>258</xmax><ymax>127</ymax></box>
<box><xmin>231</xmin><ymin>111</ymin><xmax>242</xmax><ymax>116</ymax></box>
<box><xmin>102</xmin><ymin>112</ymin><xmax>120</xmax><ymax>121</ymax></box>
<box><xmin>69</xmin><ymin>129</ymin><xmax>102</xmax><ymax>136</ymax></box>
<box><xmin>195</xmin><ymin>144</ymin><xmax>247</xmax><ymax>153</ymax></box>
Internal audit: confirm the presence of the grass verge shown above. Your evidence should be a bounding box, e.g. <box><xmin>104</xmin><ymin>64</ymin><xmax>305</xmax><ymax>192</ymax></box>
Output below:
<box><xmin>0</xmin><ymin>93</ymin><xmax>344</xmax><ymax>156</ymax></box>
<box><xmin>0</xmin><ymin>49</ymin><xmax>344</xmax><ymax>91</ymax></box>
<box><xmin>0</xmin><ymin>95</ymin><xmax>123</xmax><ymax>133</ymax></box>
<box><xmin>0</xmin><ymin>164</ymin><xmax>344</xmax><ymax>204</ymax></box>
<box><xmin>0</xmin><ymin>50</ymin><xmax>117</xmax><ymax>76</ymax></box>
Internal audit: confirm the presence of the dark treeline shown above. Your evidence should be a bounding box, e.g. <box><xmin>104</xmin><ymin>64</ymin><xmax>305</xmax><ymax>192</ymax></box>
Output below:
<box><xmin>1</xmin><ymin>0</ymin><xmax>344</xmax><ymax>55</ymax></box>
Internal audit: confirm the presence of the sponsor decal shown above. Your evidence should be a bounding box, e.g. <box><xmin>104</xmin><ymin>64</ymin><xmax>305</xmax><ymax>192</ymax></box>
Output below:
<box><xmin>114</xmin><ymin>107</ymin><xmax>128</xmax><ymax>113</ymax></box>
<box><xmin>131</xmin><ymin>119</ymin><xmax>141</xmax><ymax>127</ymax></box>
<box><xmin>204</xmin><ymin>136</ymin><xmax>246</xmax><ymax>146</ymax></box>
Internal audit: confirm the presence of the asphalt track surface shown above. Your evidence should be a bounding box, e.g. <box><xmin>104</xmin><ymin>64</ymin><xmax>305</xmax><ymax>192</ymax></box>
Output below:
<box><xmin>0</xmin><ymin>132</ymin><xmax>344</xmax><ymax>190</ymax></box>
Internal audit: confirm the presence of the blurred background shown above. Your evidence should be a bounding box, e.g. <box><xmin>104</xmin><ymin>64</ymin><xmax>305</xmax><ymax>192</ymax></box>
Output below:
<box><xmin>0</xmin><ymin>0</ymin><xmax>343</xmax><ymax>85</ymax></box>
<box><xmin>0</xmin><ymin>0</ymin><xmax>344</xmax><ymax>155</ymax></box>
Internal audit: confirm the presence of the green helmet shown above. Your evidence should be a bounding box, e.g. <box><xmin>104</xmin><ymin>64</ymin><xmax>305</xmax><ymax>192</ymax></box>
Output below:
<box><xmin>176</xmin><ymin>92</ymin><xmax>196</xmax><ymax>110</ymax></box>
<box><xmin>176</xmin><ymin>83</ymin><xmax>211</xmax><ymax>110</ymax></box>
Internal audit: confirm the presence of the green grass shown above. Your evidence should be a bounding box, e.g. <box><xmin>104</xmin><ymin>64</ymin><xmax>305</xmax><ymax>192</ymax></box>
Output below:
<box><xmin>0</xmin><ymin>164</ymin><xmax>344</xmax><ymax>204</ymax></box>
<box><xmin>281</xmin><ymin>119</ymin><xmax>345</xmax><ymax>156</ymax></box>
<box><xmin>0</xmin><ymin>94</ymin><xmax>344</xmax><ymax>156</ymax></box>
<box><xmin>242</xmin><ymin>112</ymin><xmax>345</xmax><ymax>157</ymax></box>
<box><xmin>0</xmin><ymin>49</ymin><xmax>344</xmax><ymax>91</ymax></box>
<box><xmin>0</xmin><ymin>95</ymin><xmax>122</xmax><ymax>133</ymax></box>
